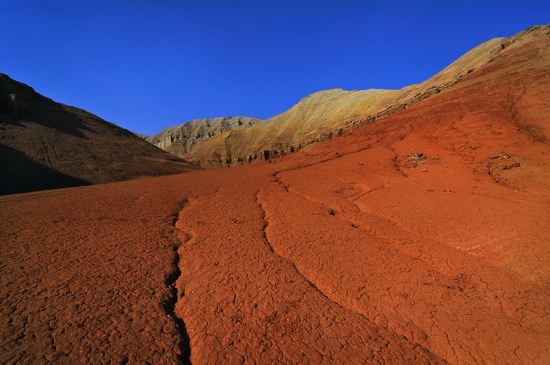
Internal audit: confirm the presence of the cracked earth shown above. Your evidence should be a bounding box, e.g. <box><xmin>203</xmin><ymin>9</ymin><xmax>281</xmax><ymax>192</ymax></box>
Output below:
<box><xmin>2</xmin><ymin>32</ymin><xmax>550</xmax><ymax>364</ymax></box>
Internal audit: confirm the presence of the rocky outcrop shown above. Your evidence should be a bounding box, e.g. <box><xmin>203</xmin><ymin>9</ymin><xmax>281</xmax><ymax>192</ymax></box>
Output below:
<box><xmin>147</xmin><ymin>116</ymin><xmax>260</xmax><ymax>157</ymax></box>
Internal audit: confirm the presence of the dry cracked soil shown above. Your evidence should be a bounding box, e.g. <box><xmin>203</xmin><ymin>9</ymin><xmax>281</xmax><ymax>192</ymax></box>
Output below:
<box><xmin>2</xmin><ymin>29</ymin><xmax>550</xmax><ymax>365</ymax></box>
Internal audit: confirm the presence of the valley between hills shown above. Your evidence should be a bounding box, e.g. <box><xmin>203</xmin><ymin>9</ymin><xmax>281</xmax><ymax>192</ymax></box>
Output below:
<box><xmin>1</xmin><ymin>25</ymin><xmax>550</xmax><ymax>364</ymax></box>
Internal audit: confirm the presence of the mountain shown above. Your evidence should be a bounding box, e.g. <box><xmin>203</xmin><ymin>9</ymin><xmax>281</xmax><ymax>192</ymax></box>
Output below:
<box><xmin>1</xmin><ymin>25</ymin><xmax>549</xmax><ymax>365</ymax></box>
<box><xmin>0</xmin><ymin>74</ymin><xmax>200</xmax><ymax>195</ymax></box>
<box><xmin>149</xmin><ymin>26</ymin><xmax>537</xmax><ymax>168</ymax></box>
<box><xmin>146</xmin><ymin>116</ymin><xmax>261</xmax><ymax>164</ymax></box>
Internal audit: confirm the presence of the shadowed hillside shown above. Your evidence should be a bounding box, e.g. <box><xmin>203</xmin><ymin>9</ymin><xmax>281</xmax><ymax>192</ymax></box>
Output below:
<box><xmin>0</xmin><ymin>74</ymin><xmax>200</xmax><ymax>195</ymax></box>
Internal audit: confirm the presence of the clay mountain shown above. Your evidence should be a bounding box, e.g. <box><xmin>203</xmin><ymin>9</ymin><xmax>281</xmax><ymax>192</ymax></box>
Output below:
<box><xmin>1</xmin><ymin>25</ymin><xmax>549</xmax><ymax>364</ymax></box>
<box><xmin>147</xmin><ymin>26</ymin><xmax>524</xmax><ymax>169</ymax></box>
<box><xmin>0</xmin><ymin>74</ymin><xmax>199</xmax><ymax>195</ymax></box>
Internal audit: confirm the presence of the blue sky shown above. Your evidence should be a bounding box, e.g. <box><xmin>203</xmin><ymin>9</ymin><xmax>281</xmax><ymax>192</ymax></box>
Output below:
<box><xmin>1</xmin><ymin>1</ymin><xmax>549</xmax><ymax>135</ymax></box>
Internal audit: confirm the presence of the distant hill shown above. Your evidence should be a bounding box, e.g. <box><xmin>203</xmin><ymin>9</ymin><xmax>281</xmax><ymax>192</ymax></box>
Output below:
<box><xmin>147</xmin><ymin>116</ymin><xmax>261</xmax><ymax>163</ymax></box>
<box><xmin>148</xmin><ymin>26</ymin><xmax>547</xmax><ymax>168</ymax></box>
<box><xmin>0</xmin><ymin>74</ymin><xmax>199</xmax><ymax>195</ymax></box>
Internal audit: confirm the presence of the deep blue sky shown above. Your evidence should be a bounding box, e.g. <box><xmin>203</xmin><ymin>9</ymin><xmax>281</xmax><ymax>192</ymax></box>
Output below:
<box><xmin>1</xmin><ymin>1</ymin><xmax>549</xmax><ymax>135</ymax></box>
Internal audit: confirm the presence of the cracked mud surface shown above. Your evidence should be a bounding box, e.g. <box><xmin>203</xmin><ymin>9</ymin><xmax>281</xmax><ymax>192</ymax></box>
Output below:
<box><xmin>2</xmin><ymin>29</ymin><xmax>550</xmax><ymax>364</ymax></box>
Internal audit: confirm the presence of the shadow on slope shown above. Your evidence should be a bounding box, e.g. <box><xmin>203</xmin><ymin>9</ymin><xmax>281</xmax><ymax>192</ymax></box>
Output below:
<box><xmin>0</xmin><ymin>144</ymin><xmax>91</xmax><ymax>195</ymax></box>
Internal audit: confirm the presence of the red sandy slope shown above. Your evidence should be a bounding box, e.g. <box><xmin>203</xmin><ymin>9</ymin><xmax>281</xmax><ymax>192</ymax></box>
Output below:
<box><xmin>1</xmin><ymin>28</ymin><xmax>549</xmax><ymax>364</ymax></box>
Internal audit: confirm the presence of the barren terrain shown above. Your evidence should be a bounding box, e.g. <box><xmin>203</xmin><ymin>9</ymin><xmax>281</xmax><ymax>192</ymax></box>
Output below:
<box><xmin>148</xmin><ymin>26</ymin><xmax>541</xmax><ymax>169</ymax></box>
<box><xmin>0</xmin><ymin>74</ymin><xmax>199</xmax><ymax>195</ymax></box>
<box><xmin>1</xmin><ymin>26</ymin><xmax>550</xmax><ymax>364</ymax></box>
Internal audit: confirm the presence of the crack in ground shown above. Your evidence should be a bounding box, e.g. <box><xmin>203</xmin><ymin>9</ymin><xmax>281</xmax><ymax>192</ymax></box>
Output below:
<box><xmin>164</xmin><ymin>199</ymin><xmax>192</xmax><ymax>365</ymax></box>
<box><xmin>255</xmin><ymin>191</ymin><xmax>334</xmax><ymax>300</ymax></box>
<box><xmin>255</xmin><ymin>188</ymin><xmax>378</xmax><ymax>318</ymax></box>
<box><xmin>255</xmin><ymin>187</ymin><xmax>446</xmax><ymax>362</ymax></box>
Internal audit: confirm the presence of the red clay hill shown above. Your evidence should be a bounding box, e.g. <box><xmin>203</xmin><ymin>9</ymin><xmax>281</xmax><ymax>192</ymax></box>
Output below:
<box><xmin>0</xmin><ymin>74</ymin><xmax>199</xmax><ymax>195</ymax></box>
<box><xmin>1</xmin><ymin>25</ymin><xmax>549</xmax><ymax>364</ymax></box>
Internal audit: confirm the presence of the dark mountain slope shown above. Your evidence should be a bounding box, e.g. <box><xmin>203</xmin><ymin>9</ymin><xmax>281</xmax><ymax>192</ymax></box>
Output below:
<box><xmin>0</xmin><ymin>74</ymin><xmax>199</xmax><ymax>195</ymax></box>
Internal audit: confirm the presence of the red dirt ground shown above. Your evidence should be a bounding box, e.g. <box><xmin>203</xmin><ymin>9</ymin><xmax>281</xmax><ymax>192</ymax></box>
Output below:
<box><xmin>1</xmin><ymin>29</ymin><xmax>550</xmax><ymax>364</ymax></box>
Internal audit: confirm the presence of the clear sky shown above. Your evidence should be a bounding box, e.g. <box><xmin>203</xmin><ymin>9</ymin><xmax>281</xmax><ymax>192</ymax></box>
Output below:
<box><xmin>1</xmin><ymin>1</ymin><xmax>549</xmax><ymax>135</ymax></box>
